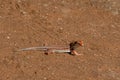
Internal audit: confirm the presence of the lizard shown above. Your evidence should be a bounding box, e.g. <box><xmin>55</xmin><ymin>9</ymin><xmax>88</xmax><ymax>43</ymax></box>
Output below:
<box><xmin>18</xmin><ymin>41</ymin><xmax>83</xmax><ymax>56</ymax></box>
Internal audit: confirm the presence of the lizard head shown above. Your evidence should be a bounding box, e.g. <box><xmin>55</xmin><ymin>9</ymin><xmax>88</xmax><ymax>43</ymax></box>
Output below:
<box><xmin>77</xmin><ymin>41</ymin><xmax>83</xmax><ymax>46</ymax></box>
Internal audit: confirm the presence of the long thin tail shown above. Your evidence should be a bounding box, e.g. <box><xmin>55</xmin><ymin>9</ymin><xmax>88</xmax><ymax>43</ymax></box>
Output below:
<box><xmin>17</xmin><ymin>46</ymin><xmax>69</xmax><ymax>52</ymax></box>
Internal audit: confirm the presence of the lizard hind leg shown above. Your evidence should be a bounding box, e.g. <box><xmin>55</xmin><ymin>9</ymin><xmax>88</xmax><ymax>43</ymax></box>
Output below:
<box><xmin>44</xmin><ymin>49</ymin><xmax>54</xmax><ymax>55</ymax></box>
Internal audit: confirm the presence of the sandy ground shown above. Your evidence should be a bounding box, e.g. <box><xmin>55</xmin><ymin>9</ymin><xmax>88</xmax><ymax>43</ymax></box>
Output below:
<box><xmin>0</xmin><ymin>0</ymin><xmax>120</xmax><ymax>80</ymax></box>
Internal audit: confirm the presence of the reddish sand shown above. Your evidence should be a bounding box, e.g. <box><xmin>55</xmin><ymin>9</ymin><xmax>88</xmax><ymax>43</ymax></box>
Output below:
<box><xmin>0</xmin><ymin>0</ymin><xmax>120</xmax><ymax>80</ymax></box>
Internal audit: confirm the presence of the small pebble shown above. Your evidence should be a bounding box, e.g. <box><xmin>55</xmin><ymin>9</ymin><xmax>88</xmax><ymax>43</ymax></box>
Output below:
<box><xmin>7</xmin><ymin>36</ymin><xmax>10</xmax><ymax>39</ymax></box>
<box><xmin>59</xmin><ymin>27</ymin><xmax>63</xmax><ymax>30</ymax></box>
<box><xmin>111</xmin><ymin>9</ymin><xmax>119</xmax><ymax>15</ymax></box>
<box><xmin>51</xmin><ymin>72</ymin><xmax>55</xmax><ymax>75</ymax></box>
<box><xmin>14</xmin><ymin>30</ymin><xmax>17</xmax><ymax>33</ymax></box>
<box><xmin>43</xmin><ymin>4</ymin><xmax>49</xmax><ymax>7</ymax></box>
<box><xmin>43</xmin><ymin>77</ymin><xmax>47</xmax><ymax>80</ymax></box>
<box><xmin>17</xmin><ymin>0</ymin><xmax>21</xmax><ymax>3</ymax></box>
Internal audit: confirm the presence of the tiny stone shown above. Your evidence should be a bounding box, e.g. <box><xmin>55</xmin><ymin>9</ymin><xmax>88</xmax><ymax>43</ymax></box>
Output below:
<box><xmin>26</xmin><ymin>56</ymin><xmax>30</xmax><ymax>59</ymax></box>
<box><xmin>60</xmin><ymin>27</ymin><xmax>63</xmax><ymax>30</ymax></box>
<box><xmin>78</xmin><ymin>66</ymin><xmax>81</xmax><ymax>69</ymax></box>
<box><xmin>51</xmin><ymin>72</ymin><xmax>54</xmax><ymax>75</ymax></box>
<box><xmin>47</xmin><ymin>67</ymin><xmax>50</xmax><ymax>70</ymax></box>
<box><xmin>111</xmin><ymin>24</ymin><xmax>116</xmax><ymax>28</ymax></box>
<box><xmin>43</xmin><ymin>77</ymin><xmax>47</xmax><ymax>80</ymax></box>
<box><xmin>54</xmin><ymin>6</ymin><xmax>58</xmax><ymax>9</ymax></box>
<box><xmin>7</xmin><ymin>36</ymin><xmax>10</xmax><ymax>39</ymax></box>
<box><xmin>17</xmin><ymin>0</ymin><xmax>21</xmax><ymax>3</ymax></box>
<box><xmin>57</xmin><ymin>18</ymin><xmax>62</xmax><ymax>21</ymax></box>
<box><xmin>14</xmin><ymin>30</ymin><xmax>17</xmax><ymax>33</ymax></box>
<box><xmin>112</xmin><ymin>10</ymin><xmax>119</xmax><ymax>15</ymax></box>
<box><xmin>87</xmin><ymin>48</ymin><xmax>91</xmax><ymax>51</ymax></box>
<box><xmin>20</xmin><ymin>10</ymin><xmax>27</xmax><ymax>15</ymax></box>
<box><xmin>43</xmin><ymin>4</ymin><xmax>49</xmax><ymax>7</ymax></box>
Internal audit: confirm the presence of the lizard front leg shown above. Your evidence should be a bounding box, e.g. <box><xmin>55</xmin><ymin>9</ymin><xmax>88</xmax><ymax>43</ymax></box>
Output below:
<box><xmin>70</xmin><ymin>50</ymin><xmax>82</xmax><ymax>56</ymax></box>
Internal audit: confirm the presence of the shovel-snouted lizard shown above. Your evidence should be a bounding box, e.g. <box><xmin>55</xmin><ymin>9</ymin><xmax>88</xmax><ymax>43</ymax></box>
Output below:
<box><xmin>18</xmin><ymin>41</ymin><xmax>83</xmax><ymax>56</ymax></box>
